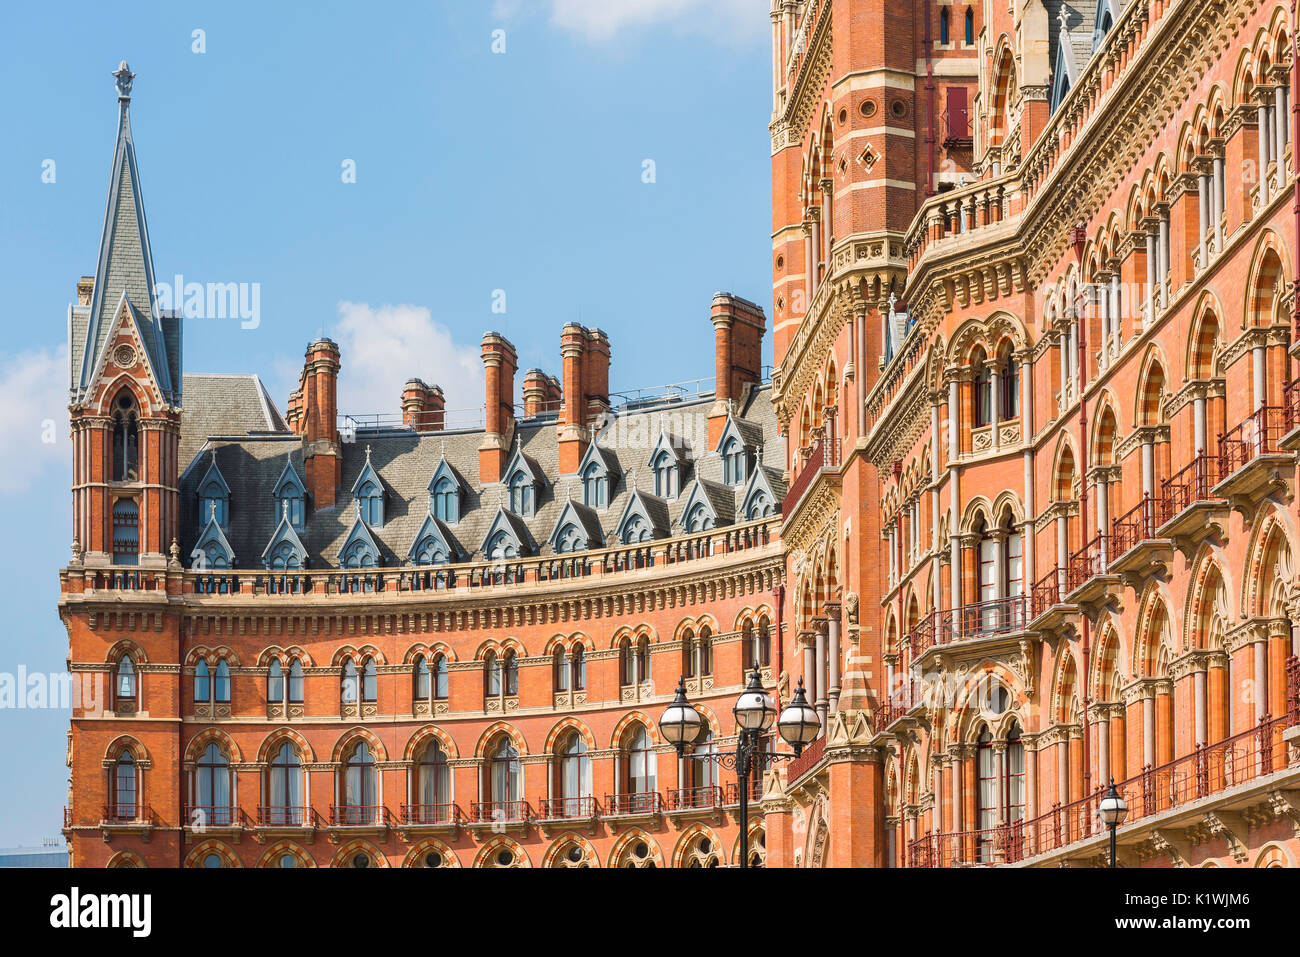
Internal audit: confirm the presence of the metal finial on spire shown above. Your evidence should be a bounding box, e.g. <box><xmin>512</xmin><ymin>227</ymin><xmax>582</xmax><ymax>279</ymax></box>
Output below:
<box><xmin>113</xmin><ymin>61</ymin><xmax>135</xmax><ymax>100</ymax></box>
<box><xmin>1057</xmin><ymin>6</ymin><xmax>1070</xmax><ymax>29</ymax></box>
<box><xmin>364</xmin><ymin>444</ymin><xmax>372</xmax><ymax>461</ymax></box>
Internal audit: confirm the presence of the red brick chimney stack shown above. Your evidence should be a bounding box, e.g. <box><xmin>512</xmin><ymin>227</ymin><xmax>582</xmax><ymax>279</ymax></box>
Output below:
<box><xmin>709</xmin><ymin>293</ymin><xmax>766</xmax><ymax>445</ymax></box>
<box><xmin>301</xmin><ymin>337</ymin><xmax>342</xmax><ymax>508</ymax></box>
<box><xmin>479</xmin><ymin>332</ymin><xmax>518</xmax><ymax>484</ymax></box>
<box><xmin>402</xmin><ymin>379</ymin><xmax>446</xmax><ymax>432</ymax></box>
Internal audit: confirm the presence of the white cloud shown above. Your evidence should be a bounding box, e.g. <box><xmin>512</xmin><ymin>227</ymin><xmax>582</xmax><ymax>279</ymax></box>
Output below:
<box><xmin>496</xmin><ymin>0</ymin><xmax>767</xmax><ymax>42</ymax></box>
<box><xmin>0</xmin><ymin>346</ymin><xmax>70</xmax><ymax>495</ymax></box>
<box><xmin>331</xmin><ymin>302</ymin><xmax>484</xmax><ymax>422</ymax></box>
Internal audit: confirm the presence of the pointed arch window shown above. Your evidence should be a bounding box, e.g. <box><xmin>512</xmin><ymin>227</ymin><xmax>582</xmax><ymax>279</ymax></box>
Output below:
<box><xmin>939</xmin><ymin>6</ymin><xmax>950</xmax><ymax>44</ymax></box>
<box><xmin>288</xmin><ymin>658</ymin><xmax>304</xmax><ymax>703</ymax></box>
<box><xmin>622</xmin><ymin>514</ymin><xmax>651</xmax><ymax>544</ymax></box>
<box><xmin>508</xmin><ymin>470</ymin><xmax>533</xmax><ymax>516</ymax></box>
<box><xmin>689</xmin><ymin>731</ymin><xmax>717</xmax><ymax>790</ymax></box>
<box><xmin>999</xmin><ymin>346</ymin><xmax>1020</xmax><ymax>419</ymax></box>
<box><xmin>432</xmin><ymin>654</ymin><xmax>448</xmax><ymax>700</ymax></box>
<box><xmin>194</xmin><ymin>660</ymin><xmax>210</xmax><ymax>703</ymax></box>
<box><xmin>685</xmin><ymin>503</ymin><xmax>713</xmax><ymax>533</ymax></box>
<box><xmin>195</xmin><ymin>743</ymin><xmax>232</xmax><ymax>824</ymax></box>
<box><xmin>484</xmin><ymin>651</ymin><xmax>501</xmax><ymax>697</ymax></box>
<box><xmin>199</xmin><ymin>480</ymin><xmax>228</xmax><ymax>528</ymax></box>
<box><xmin>341</xmin><ymin>741</ymin><xmax>377</xmax><ymax>825</ymax></box>
<box><xmin>555</xmin><ymin>524</ymin><xmax>584</xmax><ymax>554</ymax></box>
<box><xmin>503</xmin><ymin>650</ymin><xmax>519</xmax><ymax>697</ymax></box>
<box><xmin>964</xmin><ymin>5</ymin><xmax>974</xmax><ymax>44</ymax></box>
<box><xmin>743</xmin><ymin>616</ymin><xmax>772</xmax><ymax>671</ymax></box>
<box><xmin>112</xmin><ymin>752</ymin><xmax>137</xmax><ymax>821</ymax></box>
<box><xmin>622</xmin><ymin>725</ymin><xmax>656</xmax><ymax>795</ymax></box>
<box><xmin>341</xmin><ymin>660</ymin><xmax>358</xmax><ymax>704</ymax></box>
<box><xmin>571</xmin><ymin>645</ymin><xmax>586</xmax><ymax>691</ymax></box>
<box><xmin>582</xmin><ymin>461</ymin><xmax>607</xmax><ymax>508</ymax></box>
<box><xmin>361</xmin><ymin>657</ymin><xmax>377</xmax><ymax>703</ymax></box>
<box><xmin>267</xmin><ymin>660</ymin><xmax>284</xmax><ymax>703</ymax></box>
<box><xmin>487</xmin><ymin>530</ymin><xmax>519</xmax><ymax>561</ymax></box>
<box><xmin>214</xmin><ymin>658</ymin><xmax>231</xmax><ymax>703</ymax></box>
<box><xmin>722</xmin><ymin>437</ymin><xmax>746</xmax><ymax>485</ymax></box>
<box><xmin>418</xmin><ymin>741</ymin><xmax>449</xmax><ymax>810</ymax></box>
<box><xmin>432</xmin><ymin>477</ymin><xmax>458</xmax><ymax>523</ymax></box>
<box><xmin>115</xmin><ymin>654</ymin><xmax>137</xmax><ymax>705</ymax></box>
<box><xmin>554</xmin><ymin>647</ymin><xmax>569</xmax><ymax>692</ymax></box>
<box><xmin>653</xmin><ymin>451</ymin><xmax>678</xmax><ymax>498</ymax></box>
<box><xmin>268</xmin><ymin>742</ymin><xmax>303</xmax><ymax>825</ymax></box>
<box><xmin>357</xmin><ymin>481</ymin><xmax>383</xmax><ymax>527</ymax></box>
<box><xmin>557</xmin><ymin>732</ymin><xmax>592</xmax><ymax>803</ymax></box>
<box><xmin>414</xmin><ymin>655</ymin><xmax>431</xmax><ymax>701</ymax></box>
<box><xmin>488</xmin><ymin>737</ymin><xmax>522</xmax><ymax>804</ymax></box>
<box><xmin>972</xmin><ymin>353</ymin><xmax>993</xmax><ymax>428</ymax></box>
<box><xmin>111</xmin><ymin>390</ymin><xmax>140</xmax><ymax>482</ymax></box>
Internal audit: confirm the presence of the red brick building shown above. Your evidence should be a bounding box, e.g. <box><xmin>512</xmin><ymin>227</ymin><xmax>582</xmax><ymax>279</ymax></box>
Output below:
<box><xmin>61</xmin><ymin>0</ymin><xmax>1300</xmax><ymax>868</ymax></box>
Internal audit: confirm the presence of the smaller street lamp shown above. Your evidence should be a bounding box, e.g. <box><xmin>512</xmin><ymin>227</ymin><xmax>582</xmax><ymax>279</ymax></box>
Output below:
<box><xmin>1098</xmin><ymin>779</ymin><xmax>1129</xmax><ymax>868</ymax></box>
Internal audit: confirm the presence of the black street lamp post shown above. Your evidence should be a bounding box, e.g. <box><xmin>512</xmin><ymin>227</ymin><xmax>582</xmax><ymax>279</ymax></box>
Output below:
<box><xmin>660</xmin><ymin>668</ymin><xmax>820</xmax><ymax>868</ymax></box>
<box><xmin>1098</xmin><ymin>779</ymin><xmax>1129</xmax><ymax>868</ymax></box>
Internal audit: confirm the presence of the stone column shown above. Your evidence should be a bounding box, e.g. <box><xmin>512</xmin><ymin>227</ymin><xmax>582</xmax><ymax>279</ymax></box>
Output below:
<box><xmin>800</xmin><ymin>629</ymin><xmax>817</xmax><ymax>710</ymax></box>
<box><xmin>813</xmin><ymin>617</ymin><xmax>829</xmax><ymax>728</ymax></box>
<box><xmin>825</xmin><ymin>601</ymin><xmax>841</xmax><ymax>715</ymax></box>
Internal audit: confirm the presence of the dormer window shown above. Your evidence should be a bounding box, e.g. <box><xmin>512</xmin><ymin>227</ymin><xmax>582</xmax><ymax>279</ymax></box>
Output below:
<box><xmin>653</xmin><ymin>450</ymin><xmax>678</xmax><ymax>498</ymax></box>
<box><xmin>508</xmin><ymin>470</ymin><xmax>533</xmax><ymax>516</ymax></box>
<box><xmin>622</xmin><ymin>515</ymin><xmax>651</xmax><ymax>544</ymax></box>
<box><xmin>555</xmin><ymin>524</ymin><xmax>584</xmax><ymax>553</ymax></box>
<box><xmin>685</xmin><ymin>502</ymin><xmax>714</xmax><ymax>533</ymax></box>
<box><xmin>272</xmin><ymin>461</ymin><xmax>307</xmax><ymax>529</ymax></box>
<box><xmin>432</xmin><ymin>477</ymin><xmax>457</xmax><ymax>522</ymax></box>
<box><xmin>582</xmin><ymin>462</ymin><xmax>607</xmax><ymax>508</ymax></box>
<box><xmin>199</xmin><ymin>483</ymin><xmax>228</xmax><ymax>527</ymax></box>
<box><xmin>357</xmin><ymin>480</ymin><xmax>383</xmax><ymax>526</ymax></box>
<box><xmin>721</xmin><ymin>436</ymin><xmax>746</xmax><ymax>486</ymax></box>
<box><xmin>487</xmin><ymin>529</ymin><xmax>519</xmax><ymax>560</ymax></box>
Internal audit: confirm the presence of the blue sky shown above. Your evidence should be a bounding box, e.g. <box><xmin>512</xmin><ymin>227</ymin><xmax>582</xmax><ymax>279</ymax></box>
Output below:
<box><xmin>0</xmin><ymin>0</ymin><xmax>771</xmax><ymax>846</ymax></box>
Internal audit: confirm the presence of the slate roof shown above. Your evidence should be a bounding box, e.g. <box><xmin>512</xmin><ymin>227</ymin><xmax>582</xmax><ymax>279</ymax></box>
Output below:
<box><xmin>178</xmin><ymin>374</ymin><xmax>289</xmax><ymax>472</ymax></box>
<box><xmin>177</xmin><ymin>383</ymin><xmax>785</xmax><ymax>568</ymax></box>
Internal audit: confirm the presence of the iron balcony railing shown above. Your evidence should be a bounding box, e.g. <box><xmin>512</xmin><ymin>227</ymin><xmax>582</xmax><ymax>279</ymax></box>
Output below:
<box><xmin>535</xmin><ymin>797</ymin><xmax>600</xmax><ymax>821</ymax></box>
<box><xmin>399</xmin><ymin>803</ymin><xmax>464</xmax><ymax>826</ymax></box>
<box><xmin>667</xmin><ymin>786</ymin><xmax>723</xmax><ymax>811</ymax></box>
<box><xmin>101</xmin><ymin>804</ymin><xmax>154</xmax><ymax>826</ymax></box>
<box><xmin>1159</xmin><ymin>452</ymin><xmax>1222</xmax><ymax>520</ymax></box>
<box><xmin>1219</xmin><ymin>405</ymin><xmax>1285</xmax><ymax>476</ymax></box>
<box><xmin>257</xmin><ymin>805</ymin><xmax>321</xmax><ymax>827</ymax></box>
<box><xmin>782</xmin><ymin>439</ymin><xmax>824</xmax><ymax>517</ymax></box>
<box><xmin>908</xmin><ymin>596</ymin><xmax>1029</xmax><ymax>657</ymax></box>
<box><xmin>1030</xmin><ymin>567</ymin><xmax>1066</xmax><ymax>620</ymax></box>
<box><xmin>182</xmin><ymin>805</ymin><xmax>248</xmax><ymax>829</ymax></box>
<box><xmin>785</xmin><ymin>735</ymin><xmax>827</xmax><ymax>783</ymax></box>
<box><xmin>1109</xmin><ymin>494</ymin><xmax>1158</xmax><ymax>559</ymax></box>
<box><xmin>908</xmin><ymin>821</ymin><xmax>1025</xmax><ymax>867</ymax></box>
<box><xmin>724</xmin><ymin>779</ymin><xmax>764</xmax><ymax>805</ymax></box>
<box><xmin>1065</xmin><ymin>533</ymin><xmax>1109</xmax><ymax>593</ymax></box>
<box><xmin>329</xmin><ymin>805</ymin><xmax>391</xmax><ymax>827</ymax></box>
<box><xmin>604</xmin><ymin>792</ymin><xmax>664</xmax><ymax>817</ymax></box>
<box><xmin>470</xmin><ymin>800</ymin><xmax>533</xmax><ymax>824</ymax></box>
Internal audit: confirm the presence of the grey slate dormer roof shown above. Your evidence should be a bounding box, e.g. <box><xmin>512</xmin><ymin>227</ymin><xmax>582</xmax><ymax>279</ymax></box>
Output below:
<box><xmin>177</xmin><ymin>385</ymin><xmax>785</xmax><ymax>569</ymax></box>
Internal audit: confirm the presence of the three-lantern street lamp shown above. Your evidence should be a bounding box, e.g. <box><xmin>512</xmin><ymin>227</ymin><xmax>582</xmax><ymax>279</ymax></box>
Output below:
<box><xmin>659</xmin><ymin>667</ymin><xmax>821</xmax><ymax>868</ymax></box>
<box><xmin>1098</xmin><ymin>778</ymin><xmax>1129</xmax><ymax>868</ymax></box>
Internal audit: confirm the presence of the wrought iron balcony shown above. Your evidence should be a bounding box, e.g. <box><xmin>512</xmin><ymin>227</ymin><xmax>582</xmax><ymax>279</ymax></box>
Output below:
<box><xmin>603</xmin><ymin>792</ymin><xmax>664</xmax><ymax>818</ymax></box>
<box><xmin>1213</xmin><ymin>406</ymin><xmax>1292</xmax><ymax>505</ymax></box>
<box><xmin>534</xmin><ymin>796</ymin><xmax>599</xmax><ymax>822</ymax></box>
<box><xmin>399</xmin><ymin>803</ymin><xmax>464</xmax><ymax>827</ymax></box>
<box><xmin>257</xmin><ymin>805</ymin><xmax>321</xmax><ymax>828</ymax></box>
<box><xmin>469</xmin><ymin>800</ymin><xmax>533</xmax><ymax>825</ymax></box>
<box><xmin>328</xmin><ymin>805</ymin><xmax>391</xmax><ymax>827</ymax></box>
<box><xmin>667</xmin><ymin>786</ymin><xmax>723</xmax><ymax>812</ymax></box>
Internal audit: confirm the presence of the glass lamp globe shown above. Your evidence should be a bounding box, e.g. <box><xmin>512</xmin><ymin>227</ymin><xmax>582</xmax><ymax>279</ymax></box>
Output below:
<box><xmin>659</xmin><ymin>678</ymin><xmax>703</xmax><ymax>752</ymax></box>
<box><xmin>733</xmin><ymin>667</ymin><xmax>777</xmax><ymax>733</ymax></box>
<box><xmin>777</xmin><ymin>677</ymin><xmax>821</xmax><ymax>753</ymax></box>
<box><xmin>1098</xmin><ymin>781</ymin><xmax>1129</xmax><ymax>827</ymax></box>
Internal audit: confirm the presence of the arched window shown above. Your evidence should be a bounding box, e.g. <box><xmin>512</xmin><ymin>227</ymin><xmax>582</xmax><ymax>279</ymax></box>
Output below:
<box><xmin>939</xmin><ymin>6</ymin><xmax>950</xmax><ymax>43</ymax></box>
<box><xmin>503</xmin><ymin>651</ymin><xmax>519</xmax><ymax>697</ymax></box>
<box><xmin>112</xmin><ymin>752</ymin><xmax>137</xmax><ymax>821</ymax></box>
<box><xmin>696</xmin><ymin>627</ymin><xmax>712</xmax><ymax>676</ymax></box>
<box><xmin>199</xmin><ymin>480</ymin><xmax>228</xmax><ymax>527</ymax></box>
<box><xmin>433</xmin><ymin>654</ymin><xmax>448</xmax><ymax>700</ymax></box>
<box><xmin>582</xmin><ymin>462</ymin><xmax>606</xmax><ymax>508</ymax></box>
<box><xmin>999</xmin><ymin>347</ymin><xmax>1020</xmax><ymax>419</ymax></box>
<box><xmin>432</xmin><ymin>477</ymin><xmax>457</xmax><ymax>523</ymax></box>
<box><xmin>508</xmin><ymin>471</ymin><xmax>532</xmax><ymax>516</ymax></box>
<box><xmin>690</xmin><ymin>731</ymin><xmax>717</xmax><ymax>791</ymax></box>
<box><xmin>417</xmin><ymin>741</ymin><xmax>449</xmax><ymax>814</ymax></box>
<box><xmin>267</xmin><ymin>659</ymin><xmax>284</xmax><ymax>703</ymax></box>
<box><xmin>653</xmin><ymin>451</ymin><xmax>676</xmax><ymax>498</ymax></box>
<box><xmin>115</xmin><ymin>654</ymin><xmax>137</xmax><ymax>705</ymax></box>
<box><xmin>557</xmin><ymin>732</ymin><xmax>592</xmax><ymax>803</ymax></box>
<box><xmin>488</xmin><ymin>737</ymin><xmax>521</xmax><ymax>805</ymax></box>
<box><xmin>681</xmin><ymin>628</ymin><xmax>696</xmax><ymax>678</ymax></box>
<box><xmin>637</xmin><ymin>636</ymin><xmax>651</xmax><ymax>683</ymax></box>
<box><xmin>555</xmin><ymin>524</ymin><xmax>584</xmax><ymax>553</ymax></box>
<box><xmin>287</xmin><ymin>658</ymin><xmax>304</xmax><ymax>703</ymax></box>
<box><xmin>268</xmin><ymin>742</ymin><xmax>302</xmax><ymax>825</ymax></box>
<box><xmin>976</xmin><ymin>728</ymin><xmax>996</xmax><ymax>861</ymax></box>
<box><xmin>553</xmin><ymin>647</ymin><xmax>569</xmax><ymax>692</ymax></box>
<box><xmin>964</xmin><ymin>6</ymin><xmax>974</xmax><ymax>44</ymax></box>
<box><xmin>484</xmin><ymin>651</ymin><xmax>501</xmax><ymax>697</ymax></box>
<box><xmin>357</xmin><ymin>481</ymin><xmax>383</xmax><ymax>527</ymax></box>
<box><xmin>414</xmin><ymin>655</ymin><xmax>431</xmax><ymax>701</ymax></box>
<box><xmin>487</xmin><ymin>530</ymin><xmax>518</xmax><ymax>560</ymax></box>
<box><xmin>1006</xmin><ymin>722</ymin><xmax>1025</xmax><ymax>823</ymax></box>
<box><xmin>722</xmin><ymin>437</ymin><xmax>745</xmax><ymax>485</ymax></box>
<box><xmin>360</xmin><ymin>657</ymin><xmax>377</xmax><ymax>703</ymax></box>
<box><xmin>972</xmin><ymin>352</ymin><xmax>993</xmax><ymax>428</ymax></box>
<box><xmin>195</xmin><ymin>743</ymin><xmax>231</xmax><ymax>824</ymax></box>
<box><xmin>570</xmin><ymin>645</ymin><xmax>586</xmax><ymax>691</ymax></box>
<box><xmin>686</xmin><ymin>503</ymin><xmax>712</xmax><ymax>533</ymax></box>
<box><xmin>213</xmin><ymin>659</ymin><xmax>231</xmax><ymax>703</ymax></box>
<box><xmin>341</xmin><ymin>660</ymin><xmax>358</xmax><ymax>704</ymax></box>
<box><xmin>619</xmin><ymin>638</ymin><xmax>636</xmax><ymax>686</ymax></box>
<box><xmin>342</xmin><ymin>741</ymin><xmax>377</xmax><ymax>825</ymax></box>
<box><xmin>112</xmin><ymin>498</ymin><xmax>139</xmax><ymax>566</ymax></box>
<box><xmin>111</xmin><ymin>390</ymin><xmax>140</xmax><ymax>482</ymax></box>
<box><xmin>622</xmin><ymin>725</ymin><xmax>656</xmax><ymax>795</ymax></box>
<box><xmin>194</xmin><ymin>660</ymin><xmax>210</xmax><ymax>702</ymax></box>
<box><xmin>742</xmin><ymin>616</ymin><xmax>772</xmax><ymax>671</ymax></box>
<box><xmin>622</xmin><ymin>515</ymin><xmax>651</xmax><ymax>544</ymax></box>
